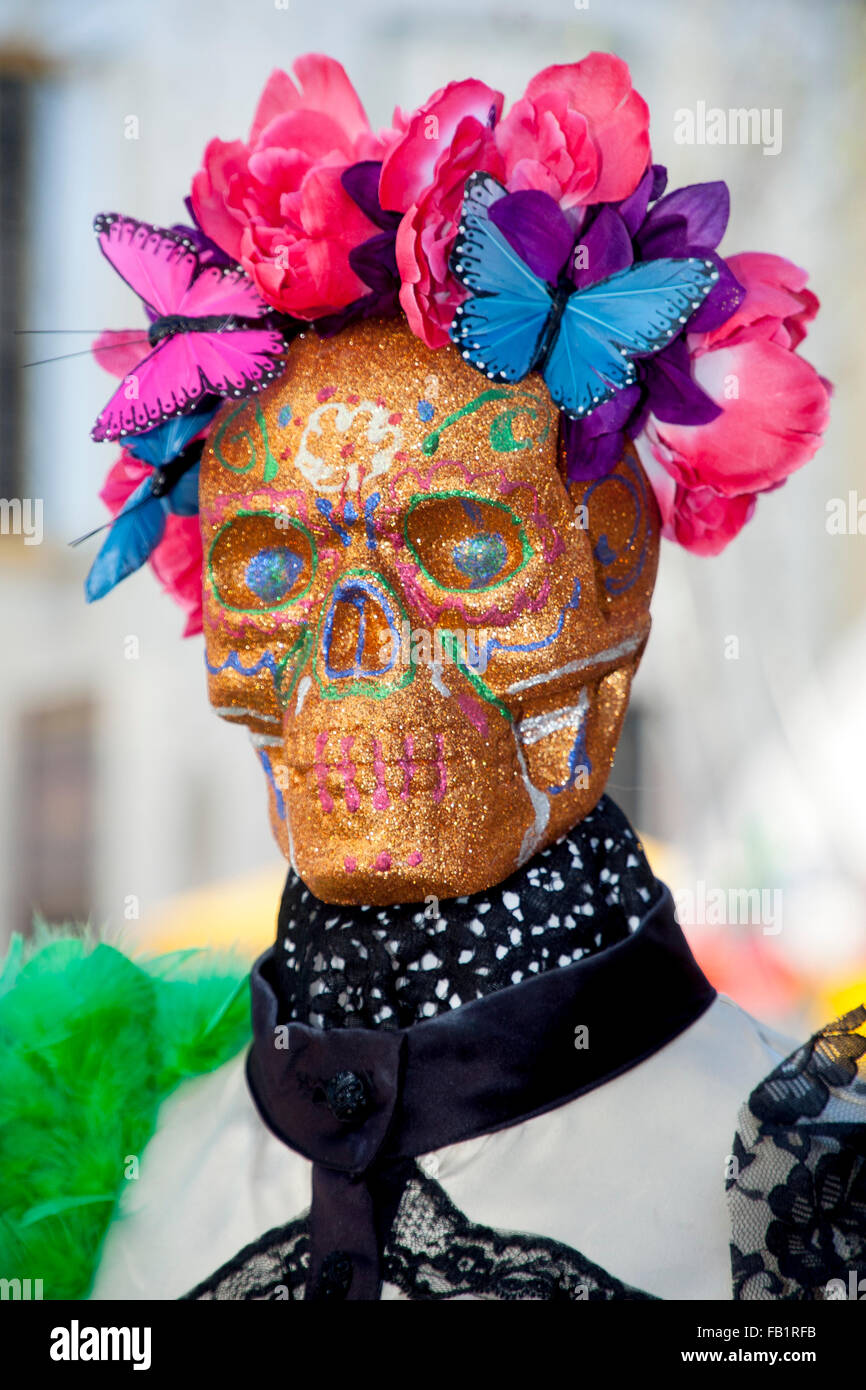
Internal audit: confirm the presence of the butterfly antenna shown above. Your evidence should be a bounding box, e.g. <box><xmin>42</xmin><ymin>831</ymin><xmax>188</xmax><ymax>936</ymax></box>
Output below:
<box><xmin>21</xmin><ymin>336</ymin><xmax>151</xmax><ymax>367</ymax></box>
<box><xmin>69</xmin><ymin>439</ymin><xmax>204</xmax><ymax>548</ymax></box>
<box><xmin>69</xmin><ymin>518</ymin><xmax>116</xmax><ymax>547</ymax></box>
<box><xmin>69</xmin><ymin>487</ymin><xmax>160</xmax><ymax>548</ymax></box>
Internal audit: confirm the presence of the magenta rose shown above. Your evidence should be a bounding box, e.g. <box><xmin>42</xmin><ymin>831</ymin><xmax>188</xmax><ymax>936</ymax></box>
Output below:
<box><xmin>191</xmin><ymin>54</ymin><xmax>404</xmax><ymax>320</ymax></box>
<box><xmin>635</xmin><ymin>449</ymin><xmax>758</xmax><ymax>555</ymax></box>
<box><xmin>694</xmin><ymin>251</ymin><xmax>820</xmax><ymax>354</ymax></box>
<box><xmin>381</xmin><ymin>80</ymin><xmax>504</xmax><ymax>347</ymax></box>
<box><xmin>394</xmin><ymin>122</ymin><xmax>505</xmax><ymax>346</ymax></box>
<box><xmin>379</xmin><ymin>78</ymin><xmax>504</xmax><ymax>213</ymax></box>
<box><xmin>382</xmin><ymin>53</ymin><xmax>649</xmax><ymax>347</ymax></box>
<box><xmin>493</xmin><ymin>53</ymin><xmax>650</xmax><ymax>207</ymax></box>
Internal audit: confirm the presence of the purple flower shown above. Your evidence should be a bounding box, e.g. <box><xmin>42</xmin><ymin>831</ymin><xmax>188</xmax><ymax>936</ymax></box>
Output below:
<box><xmin>483</xmin><ymin>176</ymin><xmax>746</xmax><ymax>483</ymax></box>
<box><xmin>311</xmin><ymin>162</ymin><xmax>744</xmax><ymax>483</ymax></box>
<box><xmin>564</xmin><ymin>176</ymin><xmax>741</xmax><ymax>482</ymax></box>
<box><xmin>633</xmin><ymin>180</ymin><xmax>745</xmax><ymax>332</ymax></box>
<box><xmin>316</xmin><ymin>161</ymin><xmax>402</xmax><ymax>335</ymax></box>
<box><xmin>488</xmin><ymin>189</ymin><xmax>575</xmax><ymax>281</ymax></box>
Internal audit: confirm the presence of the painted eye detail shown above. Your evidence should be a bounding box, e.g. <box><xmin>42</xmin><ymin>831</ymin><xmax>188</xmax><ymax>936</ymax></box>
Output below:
<box><xmin>404</xmin><ymin>492</ymin><xmax>532</xmax><ymax>592</ymax></box>
<box><xmin>209</xmin><ymin>510</ymin><xmax>317</xmax><ymax>612</ymax></box>
<box><xmin>452</xmin><ymin>531</ymin><xmax>508</xmax><ymax>587</ymax></box>
<box><xmin>245</xmin><ymin>547</ymin><xmax>304</xmax><ymax>603</ymax></box>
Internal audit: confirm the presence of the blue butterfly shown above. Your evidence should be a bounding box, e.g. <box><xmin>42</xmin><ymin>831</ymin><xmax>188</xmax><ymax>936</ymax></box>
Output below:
<box><xmin>84</xmin><ymin>405</ymin><xmax>215</xmax><ymax>602</ymax></box>
<box><xmin>449</xmin><ymin>173</ymin><xmax>719</xmax><ymax>419</ymax></box>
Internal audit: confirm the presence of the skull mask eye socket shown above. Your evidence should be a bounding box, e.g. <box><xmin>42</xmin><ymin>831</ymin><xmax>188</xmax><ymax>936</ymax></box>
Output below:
<box><xmin>404</xmin><ymin>492</ymin><xmax>533</xmax><ymax>593</ymax></box>
<box><xmin>208</xmin><ymin>510</ymin><xmax>317</xmax><ymax>612</ymax></box>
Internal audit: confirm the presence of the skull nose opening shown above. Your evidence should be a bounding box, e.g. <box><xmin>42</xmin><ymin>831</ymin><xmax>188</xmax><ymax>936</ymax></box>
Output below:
<box><xmin>317</xmin><ymin>571</ymin><xmax>412</xmax><ymax>697</ymax></box>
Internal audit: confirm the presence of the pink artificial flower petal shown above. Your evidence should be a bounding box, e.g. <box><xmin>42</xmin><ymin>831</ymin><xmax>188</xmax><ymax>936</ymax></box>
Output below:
<box><xmin>496</xmin><ymin>95</ymin><xmax>599</xmax><ymax>208</ymax></box>
<box><xmin>695</xmin><ymin>252</ymin><xmax>820</xmax><ymax>352</ymax></box>
<box><xmin>149</xmin><ymin>513</ymin><xmax>204</xmax><ymax>633</ymax></box>
<box><xmin>248</xmin><ymin>69</ymin><xmax>303</xmax><ymax>145</ymax></box>
<box><xmin>523</xmin><ymin>52</ymin><xmax>650</xmax><ymax>203</ymax></box>
<box><xmin>635</xmin><ymin>438</ymin><xmax>757</xmax><ymax>555</ymax></box>
<box><xmin>393</xmin><ymin>121</ymin><xmax>502</xmax><ymax>347</ymax></box>
<box><xmin>379</xmin><ymin>79</ymin><xmax>504</xmax><ymax>212</ymax></box>
<box><xmin>298</xmin><ymin>163</ymin><xmax>377</xmax><ymax>240</ymax></box>
<box><xmin>242</xmin><ymin>221</ymin><xmax>367</xmax><ymax>320</ymax></box>
<box><xmin>98</xmin><ymin>453</ymin><xmax>149</xmax><ymax>510</ymax></box>
<box><xmin>396</xmin><ymin>205</ymin><xmax>445</xmax><ymax>347</ymax></box>
<box><xmin>252</xmin><ymin>109</ymin><xmax>357</xmax><ymax>163</ymax></box>
<box><xmin>303</xmin><ymin>235</ymin><xmax>368</xmax><ymax>311</ymax></box>
<box><xmin>376</xmin><ymin>106</ymin><xmax>413</xmax><ymax>161</ymax></box>
<box><xmin>669</xmin><ymin>485</ymin><xmax>757</xmax><ymax>555</ymax></box>
<box><xmin>249</xmin><ymin>55</ymin><xmax>371</xmax><ymax>147</ymax></box>
<box><xmin>637</xmin><ymin>336</ymin><xmax>831</xmax><ymax>500</ymax></box>
<box><xmin>91</xmin><ymin>329</ymin><xmax>152</xmax><ymax>380</ymax></box>
<box><xmin>504</xmin><ymin>157</ymin><xmax>567</xmax><ymax>202</ymax></box>
<box><xmin>190</xmin><ymin>138</ymin><xmax>250</xmax><ymax>259</ymax></box>
<box><xmin>495</xmin><ymin>97</ymin><xmax>573</xmax><ymax>180</ymax></box>
<box><xmin>634</xmin><ymin>442</ymin><xmax>676</xmax><ymax>530</ymax></box>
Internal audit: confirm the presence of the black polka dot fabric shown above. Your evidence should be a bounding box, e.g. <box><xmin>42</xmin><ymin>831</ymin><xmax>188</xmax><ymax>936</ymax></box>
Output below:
<box><xmin>275</xmin><ymin>795</ymin><xmax>661</xmax><ymax>1031</ymax></box>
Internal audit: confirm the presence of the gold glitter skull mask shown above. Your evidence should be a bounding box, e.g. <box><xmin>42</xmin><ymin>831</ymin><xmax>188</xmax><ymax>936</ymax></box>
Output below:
<box><xmin>201</xmin><ymin>317</ymin><xmax>659</xmax><ymax>905</ymax></box>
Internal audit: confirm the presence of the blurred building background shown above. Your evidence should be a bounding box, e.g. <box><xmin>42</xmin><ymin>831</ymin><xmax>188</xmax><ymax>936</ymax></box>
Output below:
<box><xmin>0</xmin><ymin>0</ymin><xmax>863</xmax><ymax>1031</ymax></box>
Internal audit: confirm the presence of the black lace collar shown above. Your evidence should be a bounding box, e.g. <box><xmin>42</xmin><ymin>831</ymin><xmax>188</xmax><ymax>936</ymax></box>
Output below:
<box><xmin>246</xmin><ymin>866</ymin><xmax>716</xmax><ymax>1300</ymax></box>
<box><xmin>274</xmin><ymin>795</ymin><xmax>661</xmax><ymax>1030</ymax></box>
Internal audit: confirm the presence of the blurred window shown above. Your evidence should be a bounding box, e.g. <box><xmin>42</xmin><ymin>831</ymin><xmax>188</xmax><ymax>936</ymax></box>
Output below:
<box><xmin>15</xmin><ymin>699</ymin><xmax>96</xmax><ymax>933</ymax></box>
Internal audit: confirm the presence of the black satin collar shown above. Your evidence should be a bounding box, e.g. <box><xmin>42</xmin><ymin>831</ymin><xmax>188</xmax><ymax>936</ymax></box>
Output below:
<box><xmin>246</xmin><ymin>883</ymin><xmax>715</xmax><ymax>1300</ymax></box>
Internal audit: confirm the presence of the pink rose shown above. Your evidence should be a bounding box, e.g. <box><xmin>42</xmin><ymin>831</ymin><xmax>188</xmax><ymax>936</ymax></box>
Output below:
<box><xmin>494</xmin><ymin>53</ymin><xmax>650</xmax><ymax>207</ymax></box>
<box><xmin>394</xmin><ymin>118</ymin><xmax>504</xmax><ymax>347</ymax></box>
<box><xmin>694</xmin><ymin>252</ymin><xmax>819</xmax><ymax>353</ymax></box>
<box><xmin>379</xmin><ymin>79</ymin><xmax>504</xmax><ymax>213</ymax></box>
<box><xmin>383</xmin><ymin>54</ymin><xmax>649</xmax><ymax>347</ymax></box>
<box><xmin>381</xmin><ymin>79</ymin><xmax>504</xmax><ymax>346</ymax></box>
<box><xmin>150</xmin><ymin>517</ymin><xmax>204</xmax><ymax>638</ymax></box>
<box><xmin>191</xmin><ymin>54</ymin><xmax>403</xmax><ymax>319</ymax></box>
<box><xmin>100</xmin><ymin>454</ymin><xmax>204</xmax><ymax>636</ymax></box>
<box><xmin>634</xmin><ymin>253</ymin><xmax>831</xmax><ymax>551</ymax></box>
<box><xmin>635</xmin><ymin>448</ymin><xmax>757</xmax><ymax>555</ymax></box>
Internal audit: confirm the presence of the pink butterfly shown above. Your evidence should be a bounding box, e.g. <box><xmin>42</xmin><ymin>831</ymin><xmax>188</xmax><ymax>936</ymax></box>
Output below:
<box><xmin>91</xmin><ymin>214</ymin><xmax>288</xmax><ymax>442</ymax></box>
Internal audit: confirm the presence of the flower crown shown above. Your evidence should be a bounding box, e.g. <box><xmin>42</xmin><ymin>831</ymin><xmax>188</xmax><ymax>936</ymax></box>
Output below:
<box><xmin>86</xmin><ymin>51</ymin><xmax>831</xmax><ymax>636</ymax></box>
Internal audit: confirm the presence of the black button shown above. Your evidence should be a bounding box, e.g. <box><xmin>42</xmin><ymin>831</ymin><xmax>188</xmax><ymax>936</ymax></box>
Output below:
<box><xmin>316</xmin><ymin>1250</ymin><xmax>353</xmax><ymax>1300</ymax></box>
<box><xmin>324</xmin><ymin>1070</ymin><xmax>369</xmax><ymax>1123</ymax></box>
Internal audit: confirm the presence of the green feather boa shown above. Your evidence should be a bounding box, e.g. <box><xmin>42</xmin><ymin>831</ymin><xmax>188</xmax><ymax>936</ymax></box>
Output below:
<box><xmin>0</xmin><ymin>928</ymin><xmax>251</xmax><ymax>1299</ymax></box>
